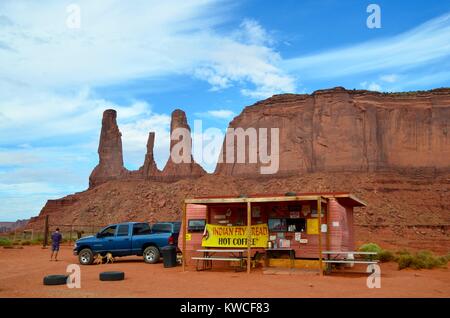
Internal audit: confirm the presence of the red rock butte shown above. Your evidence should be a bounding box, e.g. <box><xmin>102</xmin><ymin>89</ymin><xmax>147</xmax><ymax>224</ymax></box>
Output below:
<box><xmin>89</xmin><ymin>108</ymin><xmax>206</xmax><ymax>187</ymax></box>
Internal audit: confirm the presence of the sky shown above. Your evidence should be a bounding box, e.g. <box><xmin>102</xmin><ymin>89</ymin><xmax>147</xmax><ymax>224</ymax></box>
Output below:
<box><xmin>0</xmin><ymin>0</ymin><xmax>449</xmax><ymax>221</ymax></box>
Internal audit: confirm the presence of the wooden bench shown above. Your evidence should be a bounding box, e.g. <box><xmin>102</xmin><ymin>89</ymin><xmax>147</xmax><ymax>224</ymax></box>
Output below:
<box><xmin>193</xmin><ymin>249</ymin><xmax>246</xmax><ymax>271</ymax></box>
<box><xmin>322</xmin><ymin>251</ymin><xmax>379</xmax><ymax>274</ymax></box>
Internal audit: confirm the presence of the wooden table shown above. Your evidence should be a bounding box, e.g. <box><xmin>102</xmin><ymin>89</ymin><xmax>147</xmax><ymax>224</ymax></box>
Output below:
<box><xmin>192</xmin><ymin>249</ymin><xmax>246</xmax><ymax>271</ymax></box>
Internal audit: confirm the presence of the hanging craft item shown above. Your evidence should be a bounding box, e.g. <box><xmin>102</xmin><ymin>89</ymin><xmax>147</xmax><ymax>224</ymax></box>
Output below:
<box><xmin>302</xmin><ymin>205</ymin><xmax>311</xmax><ymax>216</ymax></box>
<box><xmin>252</xmin><ymin>206</ymin><xmax>261</xmax><ymax>218</ymax></box>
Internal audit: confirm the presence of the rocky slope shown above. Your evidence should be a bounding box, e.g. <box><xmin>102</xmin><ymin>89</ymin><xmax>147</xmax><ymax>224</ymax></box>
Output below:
<box><xmin>27</xmin><ymin>172</ymin><xmax>450</xmax><ymax>252</ymax></box>
<box><xmin>27</xmin><ymin>87</ymin><xmax>450</xmax><ymax>252</ymax></box>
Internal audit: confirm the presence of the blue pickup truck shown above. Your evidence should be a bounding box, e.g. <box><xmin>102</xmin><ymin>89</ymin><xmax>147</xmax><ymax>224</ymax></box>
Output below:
<box><xmin>73</xmin><ymin>221</ymin><xmax>180</xmax><ymax>265</ymax></box>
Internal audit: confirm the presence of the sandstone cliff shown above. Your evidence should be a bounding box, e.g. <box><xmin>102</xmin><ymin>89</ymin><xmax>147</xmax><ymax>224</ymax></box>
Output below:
<box><xmin>215</xmin><ymin>87</ymin><xmax>450</xmax><ymax>176</ymax></box>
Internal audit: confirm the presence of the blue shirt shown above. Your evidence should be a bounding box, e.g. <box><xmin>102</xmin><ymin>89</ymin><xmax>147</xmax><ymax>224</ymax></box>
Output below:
<box><xmin>51</xmin><ymin>232</ymin><xmax>62</xmax><ymax>245</ymax></box>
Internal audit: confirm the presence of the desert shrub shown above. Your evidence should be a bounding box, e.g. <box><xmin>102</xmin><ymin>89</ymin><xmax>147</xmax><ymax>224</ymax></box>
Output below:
<box><xmin>359</xmin><ymin>243</ymin><xmax>382</xmax><ymax>260</ymax></box>
<box><xmin>444</xmin><ymin>253</ymin><xmax>450</xmax><ymax>262</ymax></box>
<box><xmin>395</xmin><ymin>249</ymin><xmax>411</xmax><ymax>256</ymax></box>
<box><xmin>0</xmin><ymin>237</ymin><xmax>12</xmax><ymax>247</ymax></box>
<box><xmin>410</xmin><ymin>251</ymin><xmax>434</xmax><ymax>269</ymax></box>
<box><xmin>397</xmin><ymin>250</ymin><xmax>448</xmax><ymax>270</ymax></box>
<box><xmin>359</xmin><ymin>243</ymin><xmax>382</xmax><ymax>253</ymax></box>
<box><xmin>378</xmin><ymin>249</ymin><xmax>395</xmax><ymax>262</ymax></box>
<box><xmin>30</xmin><ymin>238</ymin><xmax>43</xmax><ymax>245</ymax></box>
<box><xmin>397</xmin><ymin>253</ymin><xmax>414</xmax><ymax>270</ymax></box>
<box><xmin>437</xmin><ymin>254</ymin><xmax>449</xmax><ymax>268</ymax></box>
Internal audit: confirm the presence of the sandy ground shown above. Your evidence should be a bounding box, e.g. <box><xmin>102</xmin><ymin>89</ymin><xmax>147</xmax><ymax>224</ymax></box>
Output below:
<box><xmin>0</xmin><ymin>246</ymin><xmax>448</xmax><ymax>298</ymax></box>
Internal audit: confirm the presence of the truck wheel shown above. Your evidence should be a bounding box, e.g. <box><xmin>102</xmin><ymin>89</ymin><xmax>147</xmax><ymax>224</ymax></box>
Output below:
<box><xmin>79</xmin><ymin>248</ymin><xmax>94</xmax><ymax>265</ymax></box>
<box><xmin>143</xmin><ymin>246</ymin><xmax>160</xmax><ymax>264</ymax></box>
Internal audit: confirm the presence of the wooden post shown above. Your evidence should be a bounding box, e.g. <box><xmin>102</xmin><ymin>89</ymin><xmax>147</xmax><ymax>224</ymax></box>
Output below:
<box><xmin>317</xmin><ymin>198</ymin><xmax>323</xmax><ymax>276</ymax></box>
<box><xmin>69</xmin><ymin>225</ymin><xmax>73</xmax><ymax>243</ymax></box>
<box><xmin>326</xmin><ymin>200</ymin><xmax>331</xmax><ymax>252</ymax></box>
<box><xmin>247</xmin><ymin>201</ymin><xmax>251</xmax><ymax>274</ymax></box>
<box><xmin>182</xmin><ymin>202</ymin><xmax>187</xmax><ymax>272</ymax></box>
<box><xmin>43</xmin><ymin>215</ymin><xmax>49</xmax><ymax>248</ymax></box>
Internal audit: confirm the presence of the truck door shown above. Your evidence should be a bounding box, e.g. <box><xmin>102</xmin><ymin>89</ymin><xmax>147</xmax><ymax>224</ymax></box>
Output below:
<box><xmin>131</xmin><ymin>223</ymin><xmax>152</xmax><ymax>254</ymax></box>
<box><xmin>96</xmin><ymin>225</ymin><xmax>117</xmax><ymax>253</ymax></box>
<box><xmin>114</xmin><ymin>224</ymin><xmax>132</xmax><ymax>256</ymax></box>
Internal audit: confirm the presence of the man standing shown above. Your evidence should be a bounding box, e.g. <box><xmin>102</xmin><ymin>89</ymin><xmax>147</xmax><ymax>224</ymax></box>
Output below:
<box><xmin>50</xmin><ymin>228</ymin><xmax>62</xmax><ymax>261</ymax></box>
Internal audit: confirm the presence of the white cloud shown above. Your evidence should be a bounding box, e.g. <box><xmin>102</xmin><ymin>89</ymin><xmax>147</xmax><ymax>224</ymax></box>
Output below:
<box><xmin>196</xmin><ymin>109</ymin><xmax>236</xmax><ymax>120</ymax></box>
<box><xmin>380</xmin><ymin>74</ymin><xmax>398</xmax><ymax>83</ymax></box>
<box><xmin>0</xmin><ymin>0</ymin><xmax>294</xmax><ymax>98</ymax></box>
<box><xmin>208</xmin><ymin>109</ymin><xmax>236</xmax><ymax>119</ymax></box>
<box><xmin>0</xmin><ymin>84</ymin><xmax>153</xmax><ymax>145</ymax></box>
<box><xmin>284</xmin><ymin>12</ymin><xmax>450</xmax><ymax>79</ymax></box>
<box><xmin>360</xmin><ymin>81</ymin><xmax>382</xmax><ymax>92</ymax></box>
<box><xmin>234</xmin><ymin>19</ymin><xmax>274</xmax><ymax>46</ymax></box>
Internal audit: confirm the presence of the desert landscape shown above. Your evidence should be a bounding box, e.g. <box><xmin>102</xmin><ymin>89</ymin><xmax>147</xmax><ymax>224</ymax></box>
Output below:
<box><xmin>2</xmin><ymin>0</ymin><xmax>450</xmax><ymax>308</ymax></box>
<box><xmin>22</xmin><ymin>87</ymin><xmax>450</xmax><ymax>254</ymax></box>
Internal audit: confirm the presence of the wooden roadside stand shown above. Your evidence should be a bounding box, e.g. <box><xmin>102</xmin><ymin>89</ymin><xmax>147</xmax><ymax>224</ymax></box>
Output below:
<box><xmin>181</xmin><ymin>193</ymin><xmax>366</xmax><ymax>275</ymax></box>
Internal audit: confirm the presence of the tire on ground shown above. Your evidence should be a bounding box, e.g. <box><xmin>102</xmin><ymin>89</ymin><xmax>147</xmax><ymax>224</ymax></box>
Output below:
<box><xmin>99</xmin><ymin>271</ymin><xmax>125</xmax><ymax>281</ymax></box>
<box><xmin>78</xmin><ymin>248</ymin><xmax>94</xmax><ymax>265</ymax></box>
<box><xmin>43</xmin><ymin>275</ymin><xmax>68</xmax><ymax>285</ymax></box>
<box><xmin>143</xmin><ymin>246</ymin><xmax>160</xmax><ymax>264</ymax></box>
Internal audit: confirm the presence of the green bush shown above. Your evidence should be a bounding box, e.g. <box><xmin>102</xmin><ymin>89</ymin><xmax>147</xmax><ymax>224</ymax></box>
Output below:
<box><xmin>359</xmin><ymin>243</ymin><xmax>382</xmax><ymax>253</ymax></box>
<box><xmin>444</xmin><ymin>253</ymin><xmax>450</xmax><ymax>262</ymax></box>
<box><xmin>30</xmin><ymin>238</ymin><xmax>44</xmax><ymax>245</ymax></box>
<box><xmin>397</xmin><ymin>250</ymin><xmax>449</xmax><ymax>270</ymax></box>
<box><xmin>378</xmin><ymin>249</ymin><xmax>395</xmax><ymax>262</ymax></box>
<box><xmin>359</xmin><ymin>243</ymin><xmax>383</xmax><ymax>260</ymax></box>
<box><xmin>397</xmin><ymin>253</ymin><xmax>414</xmax><ymax>270</ymax></box>
<box><xmin>0</xmin><ymin>237</ymin><xmax>12</xmax><ymax>247</ymax></box>
<box><xmin>396</xmin><ymin>249</ymin><xmax>411</xmax><ymax>256</ymax></box>
<box><xmin>437</xmin><ymin>254</ymin><xmax>449</xmax><ymax>267</ymax></box>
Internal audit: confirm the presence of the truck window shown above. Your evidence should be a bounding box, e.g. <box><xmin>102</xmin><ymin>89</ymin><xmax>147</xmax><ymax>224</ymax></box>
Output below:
<box><xmin>100</xmin><ymin>225</ymin><xmax>116</xmax><ymax>237</ymax></box>
<box><xmin>172</xmin><ymin>222</ymin><xmax>181</xmax><ymax>232</ymax></box>
<box><xmin>152</xmin><ymin>223</ymin><xmax>172</xmax><ymax>233</ymax></box>
<box><xmin>133</xmin><ymin>223</ymin><xmax>151</xmax><ymax>235</ymax></box>
<box><xmin>117</xmin><ymin>224</ymin><xmax>129</xmax><ymax>236</ymax></box>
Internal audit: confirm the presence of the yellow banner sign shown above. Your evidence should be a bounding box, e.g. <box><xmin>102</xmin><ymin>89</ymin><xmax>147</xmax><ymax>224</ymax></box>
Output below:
<box><xmin>202</xmin><ymin>224</ymin><xmax>269</xmax><ymax>248</ymax></box>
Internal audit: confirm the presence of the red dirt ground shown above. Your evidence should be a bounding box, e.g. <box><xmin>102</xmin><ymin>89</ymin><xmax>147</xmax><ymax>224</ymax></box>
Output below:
<box><xmin>0</xmin><ymin>246</ymin><xmax>448</xmax><ymax>298</ymax></box>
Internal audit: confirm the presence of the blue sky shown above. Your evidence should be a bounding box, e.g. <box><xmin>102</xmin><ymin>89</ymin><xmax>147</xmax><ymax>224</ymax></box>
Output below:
<box><xmin>1</xmin><ymin>0</ymin><xmax>449</xmax><ymax>221</ymax></box>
